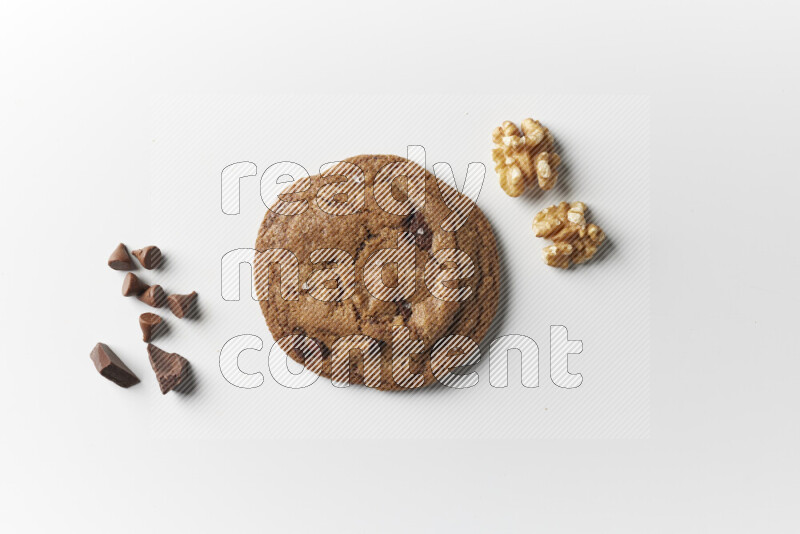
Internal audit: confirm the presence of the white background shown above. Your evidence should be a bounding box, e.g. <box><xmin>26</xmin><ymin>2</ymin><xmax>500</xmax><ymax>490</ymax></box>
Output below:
<box><xmin>1</xmin><ymin>1</ymin><xmax>798</xmax><ymax>532</ymax></box>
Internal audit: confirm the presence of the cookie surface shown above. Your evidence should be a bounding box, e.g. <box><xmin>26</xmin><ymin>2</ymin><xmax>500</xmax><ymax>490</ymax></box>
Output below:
<box><xmin>255</xmin><ymin>154</ymin><xmax>499</xmax><ymax>390</ymax></box>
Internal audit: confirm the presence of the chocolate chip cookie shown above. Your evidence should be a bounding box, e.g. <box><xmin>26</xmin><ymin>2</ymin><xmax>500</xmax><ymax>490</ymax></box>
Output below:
<box><xmin>255</xmin><ymin>154</ymin><xmax>500</xmax><ymax>390</ymax></box>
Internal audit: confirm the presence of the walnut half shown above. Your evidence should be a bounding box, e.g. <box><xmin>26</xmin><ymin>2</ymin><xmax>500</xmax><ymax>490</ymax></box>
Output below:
<box><xmin>492</xmin><ymin>118</ymin><xmax>561</xmax><ymax>197</ymax></box>
<box><xmin>532</xmin><ymin>202</ymin><xmax>605</xmax><ymax>268</ymax></box>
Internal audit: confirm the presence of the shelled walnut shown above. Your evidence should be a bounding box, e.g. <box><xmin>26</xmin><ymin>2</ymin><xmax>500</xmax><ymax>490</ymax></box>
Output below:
<box><xmin>533</xmin><ymin>202</ymin><xmax>605</xmax><ymax>268</ymax></box>
<box><xmin>492</xmin><ymin>118</ymin><xmax>561</xmax><ymax>197</ymax></box>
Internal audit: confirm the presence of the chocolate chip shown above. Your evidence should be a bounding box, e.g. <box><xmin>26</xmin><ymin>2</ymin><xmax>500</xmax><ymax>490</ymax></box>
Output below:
<box><xmin>167</xmin><ymin>291</ymin><xmax>198</xmax><ymax>319</ymax></box>
<box><xmin>108</xmin><ymin>243</ymin><xmax>135</xmax><ymax>271</ymax></box>
<box><xmin>122</xmin><ymin>272</ymin><xmax>149</xmax><ymax>296</ymax></box>
<box><xmin>90</xmin><ymin>342</ymin><xmax>140</xmax><ymax>388</ymax></box>
<box><xmin>318</xmin><ymin>342</ymin><xmax>331</xmax><ymax>360</ymax></box>
<box><xmin>138</xmin><ymin>285</ymin><xmax>166</xmax><ymax>307</ymax></box>
<box><xmin>147</xmin><ymin>343</ymin><xmax>189</xmax><ymax>394</ymax></box>
<box><xmin>397</xmin><ymin>301</ymin><xmax>412</xmax><ymax>321</ymax></box>
<box><xmin>132</xmin><ymin>246</ymin><xmax>162</xmax><ymax>269</ymax></box>
<box><xmin>405</xmin><ymin>211</ymin><xmax>433</xmax><ymax>251</ymax></box>
<box><xmin>139</xmin><ymin>313</ymin><xmax>163</xmax><ymax>342</ymax></box>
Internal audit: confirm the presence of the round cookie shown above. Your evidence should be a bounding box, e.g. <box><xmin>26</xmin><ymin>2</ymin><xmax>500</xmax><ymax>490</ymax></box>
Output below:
<box><xmin>255</xmin><ymin>154</ymin><xmax>500</xmax><ymax>390</ymax></box>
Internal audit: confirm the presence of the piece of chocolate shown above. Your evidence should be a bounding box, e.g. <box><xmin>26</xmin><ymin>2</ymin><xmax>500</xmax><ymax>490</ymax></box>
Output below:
<box><xmin>147</xmin><ymin>343</ymin><xmax>189</xmax><ymax>394</ymax></box>
<box><xmin>122</xmin><ymin>272</ymin><xmax>149</xmax><ymax>296</ymax></box>
<box><xmin>139</xmin><ymin>313</ymin><xmax>163</xmax><ymax>342</ymax></box>
<box><xmin>138</xmin><ymin>285</ymin><xmax>166</xmax><ymax>307</ymax></box>
<box><xmin>132</xmin><ymin>246</ymin><xmax>162</xmax><ymax>269</ymax></box>
<box><xmin>167</xmin><ymin>291</ymin><xmax>198</xmax><ymax>319</ymax></box>
<box><xmin>405</xmin><ymin>211</ymin><xmax>433</xmax><ymax>251</ymax></box>
<box><xmin>90</xmin><ymin>343</ymin><xmax>140</xmax><ymax>388</ymax></box>
<box><xmin>108</xmin><ymin>243</ymin><xmax>135</xmax><ymax>271</ymax></box>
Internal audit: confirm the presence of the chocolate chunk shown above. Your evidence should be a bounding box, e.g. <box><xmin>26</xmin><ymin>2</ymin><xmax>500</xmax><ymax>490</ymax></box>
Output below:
<box><xmin>139</xmin><ymin>313</ymin><xmax>163</xmax><ymax>342</ymax></box>
<box><xmin>132</xmin><ymin>246</ymin><xmax>162</xmax><ymax>269</ymax></box>
<box><xmin>405</xmin><ymin>211</ymin><xmax>433</xmax><ymax>251</ymax></box>
<box><xmin>138</xmin><ymin>285</ymin><xmax>166</xmax><ymax>307</ymax></box>
<box><xmin>147</xmin><ymin>343</ymin><xmax>189</xmax><ymax>394</ymax></box>
<box><xmin>397</xmin><ymin>301</ymin><xmax>412</xmax><ymax>321</ymax></box>
<box><xmin>90</xmin><ymin>342</ymin><xmax>140</xmax><ymax>388</ymax></box>
<box><xmin>122</xmin><ymin>272</ymin><xmax>149</xmax><ymax>296</ymax></box>
<box><xmin>167</xmin><ymin>291</ymin><xmax>198</xmax><ymax>319</ymax></box>
<box><xmin>108</xmin><ymin>243</ymin><xmax>135</xmax><ymax>271</ymax></box>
